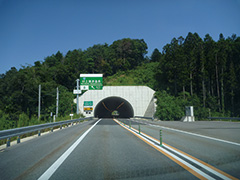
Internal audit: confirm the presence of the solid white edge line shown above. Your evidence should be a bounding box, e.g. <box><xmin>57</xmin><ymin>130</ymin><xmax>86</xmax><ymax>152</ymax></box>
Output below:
<box><xmin>134</xmin><ymin>126</ymin><xmax>231</xmax><ymax>180</ymax></box>
<box><xmin>38</xmin><ymin>119</ymin><xmax>101</xmax><ymax>180</ymax></box>
<box><xmin>163</xmin><ymin>144</ymin><xmax>231</xmax><ymax>180</ymax></box>
<box><xmin>115</xmin><ymin>120</ymin><xmax>215</xmax><ymax>180</ymax></box>
<box><xmin>136</xmin><ymin>120</ymin><xmax>240</xmax><ymax>146</ymax></box>
<box><xmin>125</xmin><ymin>120</ymin><xmax>233</xmax><ymax>180</ymax></box>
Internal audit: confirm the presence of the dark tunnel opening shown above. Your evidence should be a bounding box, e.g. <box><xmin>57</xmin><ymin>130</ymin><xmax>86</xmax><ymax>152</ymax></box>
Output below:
<box><xmin>94</xmin><ymin>96</ymin><xmax>134</xmax><ymax>118</ymax></box>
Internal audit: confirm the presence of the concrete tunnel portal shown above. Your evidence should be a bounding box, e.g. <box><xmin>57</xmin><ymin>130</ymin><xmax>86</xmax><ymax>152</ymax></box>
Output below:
<box><xmin>94</xmin><ymin>96</ymin><xmax>134</xmax><ymax>118</ymax></box>
<box><xmin>79</xmin><ymin>86</ymin><xmax>155</xmax><ymax>118</ymax></box>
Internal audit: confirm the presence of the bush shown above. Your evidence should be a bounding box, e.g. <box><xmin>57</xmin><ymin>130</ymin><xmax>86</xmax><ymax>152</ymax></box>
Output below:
<box><xmin>155</xmin><ymin>91</ymin><xmax>184</xmax><ymax>120</ymax></box>
<box><xmin>18</xmin><ymin>113</ymin><xmax>29</xmax><ymax>127</ymax></box>
<box><xmin>0</xmin><ymin>110</ymin><xmax>13</xmax><ymax>130</ymax></box>
<box><xmin>155</xmin><ymin>90</ymin><xmax>230</xmax><ymax>121</ymax></box>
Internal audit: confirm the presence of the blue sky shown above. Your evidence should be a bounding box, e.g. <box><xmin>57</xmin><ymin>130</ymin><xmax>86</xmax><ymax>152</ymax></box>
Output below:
<box><xmin>0</xmin><ymin>0</ymin><xmax>239</xmax><ymax>74</ymax></box>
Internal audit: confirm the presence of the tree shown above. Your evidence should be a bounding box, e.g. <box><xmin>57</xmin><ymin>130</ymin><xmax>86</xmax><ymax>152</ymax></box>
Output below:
<box><xmin>199</xmin><ymin>43</ymin><xmax>207</xmax><ymax>107</ymax></box>
<box><xmin>176</xmin><ymin>36</ymin><xmax>188</xmax><ymax>99</ymax></box>
<box><xmin>55</xmin><ymin>51</ymin><xmax>63</xmax><ymax>63</ymax></box>
<box><xmin>158</xmin><ymin>37</ymin><xmax>188</xmax><ymax>96</ymax></box>
<box><xmin>151</xmin><ymin>48</ymin><xmax>162</xmax><ymax>62</ymax></box>
<box><xmin>217</xmin><ymin>33</ymin><xmax>228</xmax><ymax>112</ymax></box>
<box><xmin>227</xmin><ymin>61</ymin><xmax>237</xmax><ymax>116</ymax></box>
<box><xmin>58</xmin><ymin>86</ymin><xmax>74</xmax><ymax>117</ymax></box>
<box><xmin>84</xmin><ymin>44</ymin><xmax>110</xmax><ymax>74</ymax></box>
<box><xmin>109</xmin><ymin>38</ymin><xmax>148</xmax><ymax>72</ymax></box>
<box><xmin>183</xmin><ymin>32</ymin><xmax>199</xmax><ymax>96</ymax></box>
<box><xmin>155</xmin><ymin>91</ymin><xmax>185</xmax><ymax>120</ymax></box>
<box><xmin>204</xmin><ymin>34</ymin><xmax>216</xmax><ymax>98</ymax></box>
<box><xmin>1</xmin><ymin>35</ymin><xmax>240</xmax><ymax>128</ymax></box>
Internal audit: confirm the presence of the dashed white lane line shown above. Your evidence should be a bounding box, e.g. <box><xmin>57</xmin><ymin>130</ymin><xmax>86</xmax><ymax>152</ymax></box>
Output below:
<box><xmin>38</xmin><ymin>119</ymin><xmax>101</xmax><ymax>180</ymax></box>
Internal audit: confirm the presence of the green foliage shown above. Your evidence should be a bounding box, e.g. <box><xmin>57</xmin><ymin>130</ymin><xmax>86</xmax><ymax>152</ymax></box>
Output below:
<box><xmin>0</xmin><ymin>110</ymin><xmax>14</xmax><ymax>130</ymax></box>
<box><xmin>18</xmin><ymin>113</ymin><xmax>29</xmax><ymax>127</ymax></box>
<box><xmin>58</xmin><ymin>86</ymin><xmax>75</xmax><ymax>117</ymax></box>
<box><xmin>151</xmin><ymin>48</ymin><xmax>162</xmax><ymax>62</ymax></box>
<box><xmin>0</xmin><ymin>35</ymin><xmax>240</xmax><ymax>129</ymax></box>
<box><xmin>155</xmin><ymin>91</ymin><xmax>184</xmax><ymax>120</ymax></box>
<box><xmin>155</xmin><ymin>91</ymin><xmax>225</xmax><ymax>121</ymax></box>
<box><xmin>56</xmin><ymin>113</ymin><xmax>84</xmax><ymax>122</ymax></box>
<box><xmin>109</xmin><ymin>38</ymin><xmax>148</xmax><ymax>73</ymax></box>
<box><xmin>104</xmin><ymin>62</ymin><xmax>158</xmax><ymax>89</ymax></box>
<box><xmin>0</xmin><ymin>38</ymin><xmax>149</xmax><ymax>129</ymax></box>
<box><xmin>154</xmin><ymin>33</ymin><xmax>240</xmax><ymax>119</ymax></box>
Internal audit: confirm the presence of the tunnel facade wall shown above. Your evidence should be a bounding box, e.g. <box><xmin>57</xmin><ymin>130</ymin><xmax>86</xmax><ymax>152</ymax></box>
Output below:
<box><xmin>78</xmin><ymin>86</ymin><xmax>155</xmax><ymax>117</ymax></box>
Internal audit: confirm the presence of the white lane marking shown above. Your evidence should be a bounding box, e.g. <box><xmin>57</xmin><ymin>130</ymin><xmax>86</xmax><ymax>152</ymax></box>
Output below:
<box><xmin>115</xmin><ymin>120</ymin><xmax>215</xmax><ymax>179</ymax></box>
<box><xmin>163</xmin><ymin>144</ymin><xmax>231</xmax><ymax>180</ymax></box>
<box><xmin>135</xmin><ymin>120</ymin><xmax>240</xmax><ymax>146</ymax></box>
<box><xmin>118</xmin><ymin>119</ymin><xmax>236</xmax><ymax>180</ymax></box>
<box><xmin>146</xmin><ymin>138</ymin><xmax>215</xmax><ymax>179</ymax></box>
<box><xmin>136</xmin><ymin>128</ymin><xmax>232</xmax><ymax>180</ymax></box>
<box><xmin>38</xmin><ymin>119</ymin><xmax>101</xmax><ymax>180</ymax></box>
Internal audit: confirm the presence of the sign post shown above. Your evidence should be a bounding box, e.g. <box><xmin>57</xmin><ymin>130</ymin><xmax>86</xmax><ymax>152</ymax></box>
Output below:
<box><xmin>76</xmin><ymin>79</ymin><xmax>80</xmax><ymax>114</ymax></box>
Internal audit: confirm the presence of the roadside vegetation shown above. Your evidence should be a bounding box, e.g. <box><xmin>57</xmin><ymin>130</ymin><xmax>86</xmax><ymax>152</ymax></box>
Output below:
<box><xmin>1</xmin><ymin>33</ymin><xmax>240</xmax><ymax>130</ymax></box>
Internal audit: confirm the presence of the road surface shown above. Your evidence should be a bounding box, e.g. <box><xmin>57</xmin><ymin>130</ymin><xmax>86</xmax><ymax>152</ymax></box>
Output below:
<box><xmin>0</xmin><ymin>118</ymin><xmax>239</xmax><ymax>179</ymax></box>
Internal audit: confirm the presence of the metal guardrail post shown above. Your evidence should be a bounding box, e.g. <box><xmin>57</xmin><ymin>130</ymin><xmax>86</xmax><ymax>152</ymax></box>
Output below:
<box><xmin>0</xmin><ymin>117</ymin><xmax>94</xmax><ymax>148</ymax></box>
<box><xmin>6</xmin><ymin>138</ymin><xmax>10</xmax><ymax>147</ymax></box>
<box><xmin>17</xmin><ymin>136</ymin><xmax>20</xmax><ymax>144</ymax></box>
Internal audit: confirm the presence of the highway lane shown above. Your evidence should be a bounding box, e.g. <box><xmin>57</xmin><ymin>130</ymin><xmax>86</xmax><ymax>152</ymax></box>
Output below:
<box><xmin>125</xmin><ymin>118</ymin><xmax>240</xmax><ymax>179</ymax></box>
<box><xmin>47</xmin><ymin>118</ymin><xmax>197</xmax><ymax>180</ymax></box>
<box><xmin>131</xmin><ymin>119</ymin><xmax>240</xmax><ymax>144</ymax></box>
<box><xmin>0</xmin><ymin>118</ymin><xmax>198</xmax><ymax>180</ymax></box>
<box><xmin>0</xmin><ymin>118</ymin><xmax>239</xmax><ymax>179</ymax></box>
<box><xmin>0</xmin><ymin>119</ymin><xmax>99</xmax><ymax>180</ymax></box>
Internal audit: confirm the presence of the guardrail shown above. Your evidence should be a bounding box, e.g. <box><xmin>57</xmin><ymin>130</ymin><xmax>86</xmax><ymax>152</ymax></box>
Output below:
<box><xmin>208</xmin><ymin>117</ymin><xmax>240</xmax><ymax>121</ymax></box>
<box><xmin>0</xmin><ymin>117</ymin><xmax>94</xmax><ymax>147</ymax></box>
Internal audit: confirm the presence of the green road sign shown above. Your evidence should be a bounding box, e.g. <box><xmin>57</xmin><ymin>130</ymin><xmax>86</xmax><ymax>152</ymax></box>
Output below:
<box><xmin>84</xmin><ymin>101</ymin><xmax>93</xmax><ymax>106</ymax></box>
<box><xmin>80</xmin><ymin>74</ymin><xmax>103</xmax><ymax>90</ymax></box>
<box><xmin>89</xmin><ymin>85</ymin><xmax>102</xmax><ymax>90</ymax></box>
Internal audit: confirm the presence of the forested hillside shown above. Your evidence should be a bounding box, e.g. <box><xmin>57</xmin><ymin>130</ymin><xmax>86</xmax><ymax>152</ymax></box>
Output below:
<box><xmin>0</xmin><ymin>33</ymin><xmax>240</xmax><ymax>130</ymax></box>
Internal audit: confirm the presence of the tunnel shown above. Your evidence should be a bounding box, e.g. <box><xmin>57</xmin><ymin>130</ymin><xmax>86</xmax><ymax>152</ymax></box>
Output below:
<box><xmin>94</xmin><ymin>96</ymin><xmax>134</xmax><ymax>118</ymax></box>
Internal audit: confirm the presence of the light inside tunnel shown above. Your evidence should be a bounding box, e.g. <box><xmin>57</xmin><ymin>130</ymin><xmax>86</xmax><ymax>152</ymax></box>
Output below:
<box><xmin>94</xmin><ymin>96</ymin><xmax>134</xmax><ymax>118</ymax></box>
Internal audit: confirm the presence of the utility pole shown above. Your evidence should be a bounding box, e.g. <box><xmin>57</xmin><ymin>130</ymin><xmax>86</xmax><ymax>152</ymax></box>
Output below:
<box><xmin>76</xmin><ymin>79</ymin><xmax>80</xmax><ymax>114</ymax></box>
<box><xmin>38</xmin><ymin>84</ymin><xmax>41</xmax><ymax>120</ymax></box>
<box><xmin>56</xmin><ymin>87</ymin><xmax>59</xmax><ymax>118</ymax></box>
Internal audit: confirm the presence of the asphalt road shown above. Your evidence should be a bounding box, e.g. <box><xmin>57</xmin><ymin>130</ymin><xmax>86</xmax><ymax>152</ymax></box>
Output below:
<box><xmin>127</xmin><ymin>119</ymin><xmax>240</xmax><ymax>179</ymax></box>
<box><xmin>0</xmin><ymin>118</ymin><xmax>239</xmax><ymax>179</ymax></box>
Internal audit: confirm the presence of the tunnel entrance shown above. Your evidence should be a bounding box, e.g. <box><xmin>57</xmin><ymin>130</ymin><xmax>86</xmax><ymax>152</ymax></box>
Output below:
<box><xmin>94</xmin><ymin>96</ymin><xmax>134</xmax><ymax>118</ymax></box>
